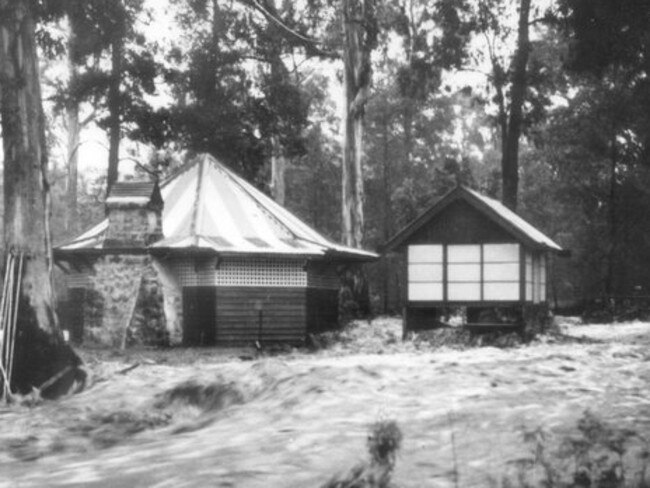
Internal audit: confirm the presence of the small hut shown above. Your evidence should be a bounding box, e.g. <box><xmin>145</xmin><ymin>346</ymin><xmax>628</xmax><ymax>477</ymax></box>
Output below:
<box><xmin>55</xmin><ymin>154</ymin><xmax>377</xmax><ymax>347</ymax></box>
<box><xmin>382</xmin><ymin>185</ymin><xmax>563</xmax><ymax>333</ymax></box>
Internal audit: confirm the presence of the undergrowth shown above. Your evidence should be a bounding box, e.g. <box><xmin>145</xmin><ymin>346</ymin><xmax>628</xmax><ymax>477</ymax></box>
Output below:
<box><xmin>502</xmin><ymin>411</ymin><xmax>650</xmax><ymax>487</ymax></box>
<box><xmin>313</xmin><ymin>318</ymin><xmax>529</xmax><ymax>353</ymax></box>
<box><xmin>321</xmin><ymin>419</ymin><xmax>403</xmax><ymax>488</ymax></box>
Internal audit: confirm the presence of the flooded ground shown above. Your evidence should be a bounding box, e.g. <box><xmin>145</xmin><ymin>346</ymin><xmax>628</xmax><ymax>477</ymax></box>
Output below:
<box><xmin>2</xmin><ymin>318</ymin><xmax>650</xmax><ymax>487</ymax></box>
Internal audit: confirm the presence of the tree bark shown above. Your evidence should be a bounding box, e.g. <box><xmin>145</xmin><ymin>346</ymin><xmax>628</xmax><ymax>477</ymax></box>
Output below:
<box><xmin>270</xmin><ymin>136</ymin><xmax>286</xmax><ymax>205</ymax></box>
<box><xmin>501</xmin><ymin>0</ymin><xmax>531</xmax><ymax>211</ymax></box>
<box><xmin>66</xmin><ymin>104</ymin><xmax>79</xmax><ymax>233</ymax></box>
<box><xmin>0</xmin><ymin>0</ymin><xmax>83</xmax><ymax>398</ymax></box>
<box><xmin>340</xmin><ymin>0</ymin><xmax>375</xmax><ymax>318</ymax></box>
<box><xmin>106</xmin><ymin>31</ymin><xmax>123</xmax><ymax>194</ymax></box>
<box><xmin>605</xmin><ymin>130</ymin><xmax>618</xmax><ymax>298</ymax></box>
<box><xmin>341</xmin><ymin>0</ymin><xmax>375</xmax><ymax>248</ymax></box>
<box><xmin>65</xmin><ymin>29</ymin><xmax>80</xmax><ymax>234</ymax></box>
<box><xmin>381</xmin><ymin>106</ymin><xmax>392</xmax><ymax>314</ymax></box>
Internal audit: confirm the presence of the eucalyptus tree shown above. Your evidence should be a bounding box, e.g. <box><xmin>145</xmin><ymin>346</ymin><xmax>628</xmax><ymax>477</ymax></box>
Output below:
<box><xmin>131</xmin><ymin>0</ymin><xmax>312</xmax><ymax>187</ymax></box>
<box><xmin>0</xmin><ymin>0</ymin><xmax>83</xmax><ymax>398</ymax></box>
<box><xmin>553</xmin><ymin>0</ymin><xmax>650</xmax><ymax>298</ymax></box>
<box><xmin>56</xmin><ymin>0</ymin><xmax>157</xmax><ymax>195</ymax></box>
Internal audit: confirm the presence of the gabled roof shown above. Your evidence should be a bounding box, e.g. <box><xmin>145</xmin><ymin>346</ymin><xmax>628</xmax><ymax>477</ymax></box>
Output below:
<box><xmin>383</xmin><ymin>185</ymin><xmax>563</xmax><ymax>253</ymax></box>
<box><xmin>56</xmin><ymin>154</ymin><xmax>377</xmax><ymax>261</ymax></box>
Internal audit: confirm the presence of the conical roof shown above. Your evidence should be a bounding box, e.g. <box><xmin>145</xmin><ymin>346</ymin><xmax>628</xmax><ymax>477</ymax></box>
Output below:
<box><xmin>56</xmin><ymin>154</ymin><xmax>377</xmax><ymax>261</ymax></box>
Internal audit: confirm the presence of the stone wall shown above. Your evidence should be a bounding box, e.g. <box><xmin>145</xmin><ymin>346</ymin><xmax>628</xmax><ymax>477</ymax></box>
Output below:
<box><xmin>105</xmin><ymin>207</ymin><xmax>162</xmax><ymax>247</ymax></box>
<box><xmin>83</xmin><ymin>254</ymin><xmax>170</xmax><ymax>347</ymax></box>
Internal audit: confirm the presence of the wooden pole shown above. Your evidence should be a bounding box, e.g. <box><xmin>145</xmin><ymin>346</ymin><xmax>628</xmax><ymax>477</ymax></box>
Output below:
<box><xmin>8</xmin><ymin>253</ymin><xmax>24</xmax><ymax>389</ymax></box>
<box><xmin>1</xmin><ymin>253</ymin><xmax>15</xmax><ymax>400</ymax></box>
<box><xmin>2</xmin><ymin>255</ymin><xmax>15</xmax><ymax>376</ymax></box>
<box><xmin>0</xmin><ymin>252</ymin><xmax>11</xmax><ymax>370</ymax></box>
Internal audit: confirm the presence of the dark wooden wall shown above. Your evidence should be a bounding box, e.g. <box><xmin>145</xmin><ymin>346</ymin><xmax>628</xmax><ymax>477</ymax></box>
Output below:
<box><xmin>215</xmin><ymin>287</ymin><xmax>306</xmax><ymax>345</ymax></box>
<box><xmin>409</xmin><ymin>200</ymin><xmax>512</xmax><ymax>245</ymax></box>
<box><xmin>306</xmin><ymin>288</ymin><xmax>339</xmax><ymax>334</ymax></box>
<box><xmin>404</xmin><ymin>307</ymin><xmax>442</xmax><ymax>331</ymax></box>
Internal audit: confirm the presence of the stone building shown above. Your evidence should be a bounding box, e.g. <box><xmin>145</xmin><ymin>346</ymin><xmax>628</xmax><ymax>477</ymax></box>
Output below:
<box><xmin>55</xmin><ymin>154</ymin><xmax>376</xmax><ymax>347</ymax></box>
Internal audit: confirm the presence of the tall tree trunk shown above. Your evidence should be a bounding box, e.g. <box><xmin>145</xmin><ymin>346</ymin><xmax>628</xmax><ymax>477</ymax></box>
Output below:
<box><xmin>340</xmin><ymin>0</ymin><xmax>376</xmax><ymax>318</ymax></box>
<box><xmin>0</xmin><ymin>0</ymin><xmax>83</xmax><ymax>398</ymax></box>
<box><xmin>65</xmin><ymin>32</ymin><xmax>80</xmax><ymax>234</ymax></box>
<box><xmin>341</xmin><ymin>0</ymin><xmax>375</xmax><ymax>248</ymax></box>
<box><xmin>381</xmin><ymin>107</ymin><xmax>392</xmax><ymax>314</ymax></box>
<box><xmin>66</xmin><ymin>103</ymin><xmax>79</xmax><ymax>233</ymax></box>
<box><xmin>605</xmin><ymin>130</ymin><xmax>618</xmax><ymax>298</ymax></box>
<box><xmin>501</xmin><ymin>0</ymin><xmax>531</xmax><ymax>211</ymax></box>
<box><xmin>270</xmin><ymin>136</ymin><xmax>286</xmax><ymax>205</ymax></box>
<box><xmin>106</xmin><ymin>33</ymin><xmax>123</xmax><ymax>194</ymax></box>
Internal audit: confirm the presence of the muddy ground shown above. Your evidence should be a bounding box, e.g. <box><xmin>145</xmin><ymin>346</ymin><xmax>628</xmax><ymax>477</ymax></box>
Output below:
<box><xmin>2</xmin><ymin>318</ymin><xmax>650</xmax><ymax>487</ymax></box>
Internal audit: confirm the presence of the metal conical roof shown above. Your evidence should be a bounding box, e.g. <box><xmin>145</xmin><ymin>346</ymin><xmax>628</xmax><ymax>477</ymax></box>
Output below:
<box><xmin>57</xmin><ymin>154</ymin><xmax>377</xmax><ymax>261</ymax></box>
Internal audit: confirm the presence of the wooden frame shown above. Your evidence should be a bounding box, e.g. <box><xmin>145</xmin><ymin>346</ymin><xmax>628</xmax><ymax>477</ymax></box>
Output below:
<box><xmin>407</xmin><ymin>242</ymin><xmax>524</xmax><ymax>306</ymax></box>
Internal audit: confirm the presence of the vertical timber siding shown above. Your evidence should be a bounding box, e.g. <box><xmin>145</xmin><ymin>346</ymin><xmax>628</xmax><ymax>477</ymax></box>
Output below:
<box><xmin>306</xmin><ymin>288</ymin><xmax>339</xmax><ymax>334</ymax></box>
<box><xmin>215</xmin><ymin>287</ymin><xmax>306</xmax><ymax>345</ymax></box>
<box><xmin>306</xmin><ymin>263</ymin><xmax>340</xmax><ymax>334</ymax></box>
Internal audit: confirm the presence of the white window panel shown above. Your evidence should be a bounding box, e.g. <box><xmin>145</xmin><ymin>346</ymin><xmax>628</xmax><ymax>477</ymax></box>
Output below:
<box><xmin>448</xmin><ymin>283</ymin><xmax>481</xmax><ymax>301</ymax></box>
<box><xmin>484</xmin><ymin>282</ymin><xmax>520</xmax><ymax>301</ymax></box>
<box><xmin>409</xmin><ymin>282</ymin><xmax>443</xmax><ymax>301</ymax></box>
<box><xmin>408</xmin><ymin>263</ymin><xmax>443</xmax><ymax>282</ymax></box>
<box><xmin>541</xmin><ymin>283</ymin><xmax>546</xmax><ymax>302</ymax></box>
<box><xmin>526</xmin><ymin>282</ymin><xmax>533</xmax><ymax>301</ymax></box>
<box><xmin>448</xmin><ymin>263</ymin><xmax>480</xmax><ymax>282</ymax></box>
<box><xmin>484</xmin><ymin>263</ymin><xmax>519</xmax><ymax>281</ymax></box>
<box><xmin>447</xmin><ymin>245</ymin><xmax>481</xmax><ymax>263</ymax></box>
<box><xmin>484</xmin><ymin>243</ymin><xmax>519</xmax><ymax>262</ymax></box>
<box><xmin>408</xmin><ymin>244</ymin><xmax>443</xmax><ymax>263</ymax></box>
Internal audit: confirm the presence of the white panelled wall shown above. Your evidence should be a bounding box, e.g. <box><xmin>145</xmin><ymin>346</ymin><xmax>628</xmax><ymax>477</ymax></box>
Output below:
<box><xmin>408</xmin><ymin>245</ymin><xmax>443</xmax><ymax>300</ymax></box>
<box><xmin>407</xmin><ymin>243</ymin><xmax>547</xmax><ymax>303</ymax></box>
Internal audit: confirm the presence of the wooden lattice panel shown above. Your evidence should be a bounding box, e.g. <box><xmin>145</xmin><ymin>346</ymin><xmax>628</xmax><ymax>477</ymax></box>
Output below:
<box><xmin>171</xmin><ymin>258</ymin><xmax>218</xmax><ymax>287</ymax></box>
<box><xmin>216</xmin><ymin>258</ymin><xmax>306</xmax><ymax>287</ymax></box>
<box><xmin>169</xmin><ymin>257</ymin><xmax>307</xmax><ymax>288</ymax></box>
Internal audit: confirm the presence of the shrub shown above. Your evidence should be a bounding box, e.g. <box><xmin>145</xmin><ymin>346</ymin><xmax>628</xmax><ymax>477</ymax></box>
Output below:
<box><xmin>367</xmin><ymin>420</ymin><xmax>403</xmax><ymax>470</ymax></box>
<box><xmin>506</xmin><ymin>411</ymin><xmax>650</xmax><ymax>487</ymax></box>
<box><xmin>321</xmin><ymin>419</ymin><xmax>403</xmax><ymax>488</ymax></box>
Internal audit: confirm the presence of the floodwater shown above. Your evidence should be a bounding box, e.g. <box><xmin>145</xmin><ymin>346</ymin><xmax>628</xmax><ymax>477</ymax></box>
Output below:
<box><xmin>2</xmin><ymin>318</ymin><xmax>650</xmax><ymax>487</ymax></box>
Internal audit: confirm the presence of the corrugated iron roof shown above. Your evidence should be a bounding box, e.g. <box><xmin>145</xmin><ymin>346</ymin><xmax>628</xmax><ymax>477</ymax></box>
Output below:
<box><xmin>383</xmin><ymin>185</ymin><xmax>563</xmax><ymax>253</ymax></box>
<box><xmin>464</xmin><ymin>187</ymin><xmax>562</xmax><ymax>252</ymax></box>
<box><xmin>56</xmin><ymin>154</ymin><xmax>377</xmax><ymax>261</ymax></box>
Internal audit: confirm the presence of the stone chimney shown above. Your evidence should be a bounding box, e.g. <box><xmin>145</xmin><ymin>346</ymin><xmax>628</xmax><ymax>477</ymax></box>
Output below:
<box><xmin>104</xmin><ymin>181</ymin><xmax>164</xmax><ymax>247</ymax></box>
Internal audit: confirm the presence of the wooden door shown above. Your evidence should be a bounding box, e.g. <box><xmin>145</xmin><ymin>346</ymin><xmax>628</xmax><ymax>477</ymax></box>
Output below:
<box><xmin>182</xmin><ymin>287</ymin><xmax>216</xmax><ymax>346</ymax></box>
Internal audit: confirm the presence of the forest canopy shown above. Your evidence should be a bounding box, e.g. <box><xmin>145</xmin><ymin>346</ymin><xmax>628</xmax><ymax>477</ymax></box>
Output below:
<box><xmin>4</xmin><ymin>0</ymin><xmax>650</xmax><ymax>314</ymax></box>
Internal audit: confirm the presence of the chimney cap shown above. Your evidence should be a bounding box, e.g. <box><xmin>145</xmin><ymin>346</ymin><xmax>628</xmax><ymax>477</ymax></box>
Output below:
<box><xmin>106</xmin><ymin>181</ymin><xmax>162</xmax><ymax>208</ymax></box>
